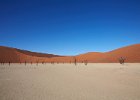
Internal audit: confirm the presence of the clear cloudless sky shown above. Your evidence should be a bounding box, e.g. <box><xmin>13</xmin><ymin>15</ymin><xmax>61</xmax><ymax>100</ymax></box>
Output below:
<box><xmin>0</xmin><ymin>0</ymin><xmax>140</xmax><ymax>55</ymax></box>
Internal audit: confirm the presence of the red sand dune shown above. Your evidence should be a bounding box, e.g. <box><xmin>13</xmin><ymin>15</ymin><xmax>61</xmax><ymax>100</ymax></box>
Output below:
<box><xmin>0</xmin><ymin>44</ymin><xmax>140</xmax><ymax>63</ymax></box>
<box><xmin>0</xmin><ymin>46</ymin><xmax>61</xmax><ymax>63</ymax></box>
<box><xmin>76</xmin><ymin>44</ymin><xmax>140</xmax><ymax>63</ymax></box>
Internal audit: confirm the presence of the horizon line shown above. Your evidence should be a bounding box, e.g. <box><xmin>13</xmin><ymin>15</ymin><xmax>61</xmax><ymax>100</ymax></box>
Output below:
<box><xmin>0</xmin><ymin>43</ymin><xmax>140</xmax><ymax>56</ymax></box>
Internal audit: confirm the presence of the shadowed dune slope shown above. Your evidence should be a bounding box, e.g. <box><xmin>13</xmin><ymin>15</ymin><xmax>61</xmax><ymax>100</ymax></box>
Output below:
<box><xmin>0</xmin><ymin>46</ymin><xmax>19</xmax><ymax>63</ymax></box>
<box><xmin>0</xmin><ymin>46</ymin><xmax>62</xmax><ymax>63</ymax></box>
<box><xmin>0</xmin><ymin>44</ymin><xmax>140</xmax><ymax>63</ymax></box>
<box><xmin>16</xmin><ymin>49</ymin><xmax>61</xmax><ymax>58</ymax></box>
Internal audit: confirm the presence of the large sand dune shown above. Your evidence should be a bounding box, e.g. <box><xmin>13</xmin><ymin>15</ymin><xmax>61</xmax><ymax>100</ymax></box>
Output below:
<box><xmin>76</xmin><ymin>44</ymin><xmax>140</xmax><ymax>62</ymax></box>
<box><xmin>0</xmin><ymin>44</ymin><xmax>140</xmax><ymax>63</ymax></box>
<box><xmin>0</xmin><ymin>63</ymin><xmax>140</xmax><ymax>100</ymax></box>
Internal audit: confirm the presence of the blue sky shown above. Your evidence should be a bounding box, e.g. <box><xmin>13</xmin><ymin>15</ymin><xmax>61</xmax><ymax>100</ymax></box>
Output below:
<box><xmin>0</xmin><ymin>0</ymin><xmax>140</xmax><ymax>55</ymax></box>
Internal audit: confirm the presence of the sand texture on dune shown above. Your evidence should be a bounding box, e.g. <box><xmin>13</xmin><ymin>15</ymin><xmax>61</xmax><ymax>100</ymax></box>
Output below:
<box><xmin>0</xmin><ymin>63</ymin><xmax>140</xmax><ymax>100</ymax></box>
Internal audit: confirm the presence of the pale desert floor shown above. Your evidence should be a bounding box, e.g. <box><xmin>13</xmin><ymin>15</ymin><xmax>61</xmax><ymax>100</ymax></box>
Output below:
<box><xmin>0</xmin><ymin>63</ymin><xmax>140</xmax><ymax>100</ymax></box>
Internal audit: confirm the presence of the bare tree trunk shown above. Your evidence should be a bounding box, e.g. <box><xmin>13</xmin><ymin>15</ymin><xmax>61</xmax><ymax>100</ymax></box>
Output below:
<box><xmin>9</xmin><ymin>61</ymin><xmax>10</xmax><ymax>66</ymax></box>
<box><xmin>74</xmin><ymin>57</ymin><xmax>77</xmax><ymax>66</ymax></box>
<box><xmin>25</xmin><ymin>61</ymin><xmax>26</xmax><ymax>66</ymax></box>
<box><xmin>84</xmin><ymin>60</ymin><xmax>88</xmax><ymax>65</ymax></box>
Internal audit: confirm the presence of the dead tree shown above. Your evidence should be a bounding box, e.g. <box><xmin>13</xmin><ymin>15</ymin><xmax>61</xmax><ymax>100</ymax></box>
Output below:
<box><xmin>25</xmin><ymin>61</ymin><xmax>27</xmax><ymax>66</ymax></box>
<box><xmin>9</xmin><ymin>61</ymin><xmax>11</xmax><ymax>66</ymax></box>
<box><xmin>84</xmin><ymin>60</ymin><xmax>88</xmax><ymax>65</ymax></box>
<box><xmin>74</xmin><ymin>57</ymin><xmax>77</xmax><ymax>66</ymax></box>
<box><xmin>25</xmin><ymin>61</ymin><xmax>26</xmax><ymax>66</ymax></box>
<box><xmin>42</xmin><ymin>61</ymin><xmax>44</xmax><ymax>64</ymax></box>
<box><xmin>119</xmin><ymin>57</ymin><xmax>126</xmax><ymax>64</ymax></box>
<box><xmin>51</xmin><ymin>61</ymin><xmax>54</xmax><ymax>64</ymax></box>
<box><xmin>36</xmin><ymin>61</ymin><xmax>38</xmax><ymax>66</ymax></box>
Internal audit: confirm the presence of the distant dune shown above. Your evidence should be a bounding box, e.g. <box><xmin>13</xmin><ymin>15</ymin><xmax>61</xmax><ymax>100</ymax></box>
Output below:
<box><xmin>0</xmin><ymin>44</ymin><xmax>140</xmax><ymax>63</ymax></box>
<box><xmin>76</xmin><ymin>44</ymin><xmax>140</xmax><ymax>63</ymax></box>
<box><xmin>0</xmin><ymin>46</ymin><xmax>62</xmax><ymax>63</ymax></box>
